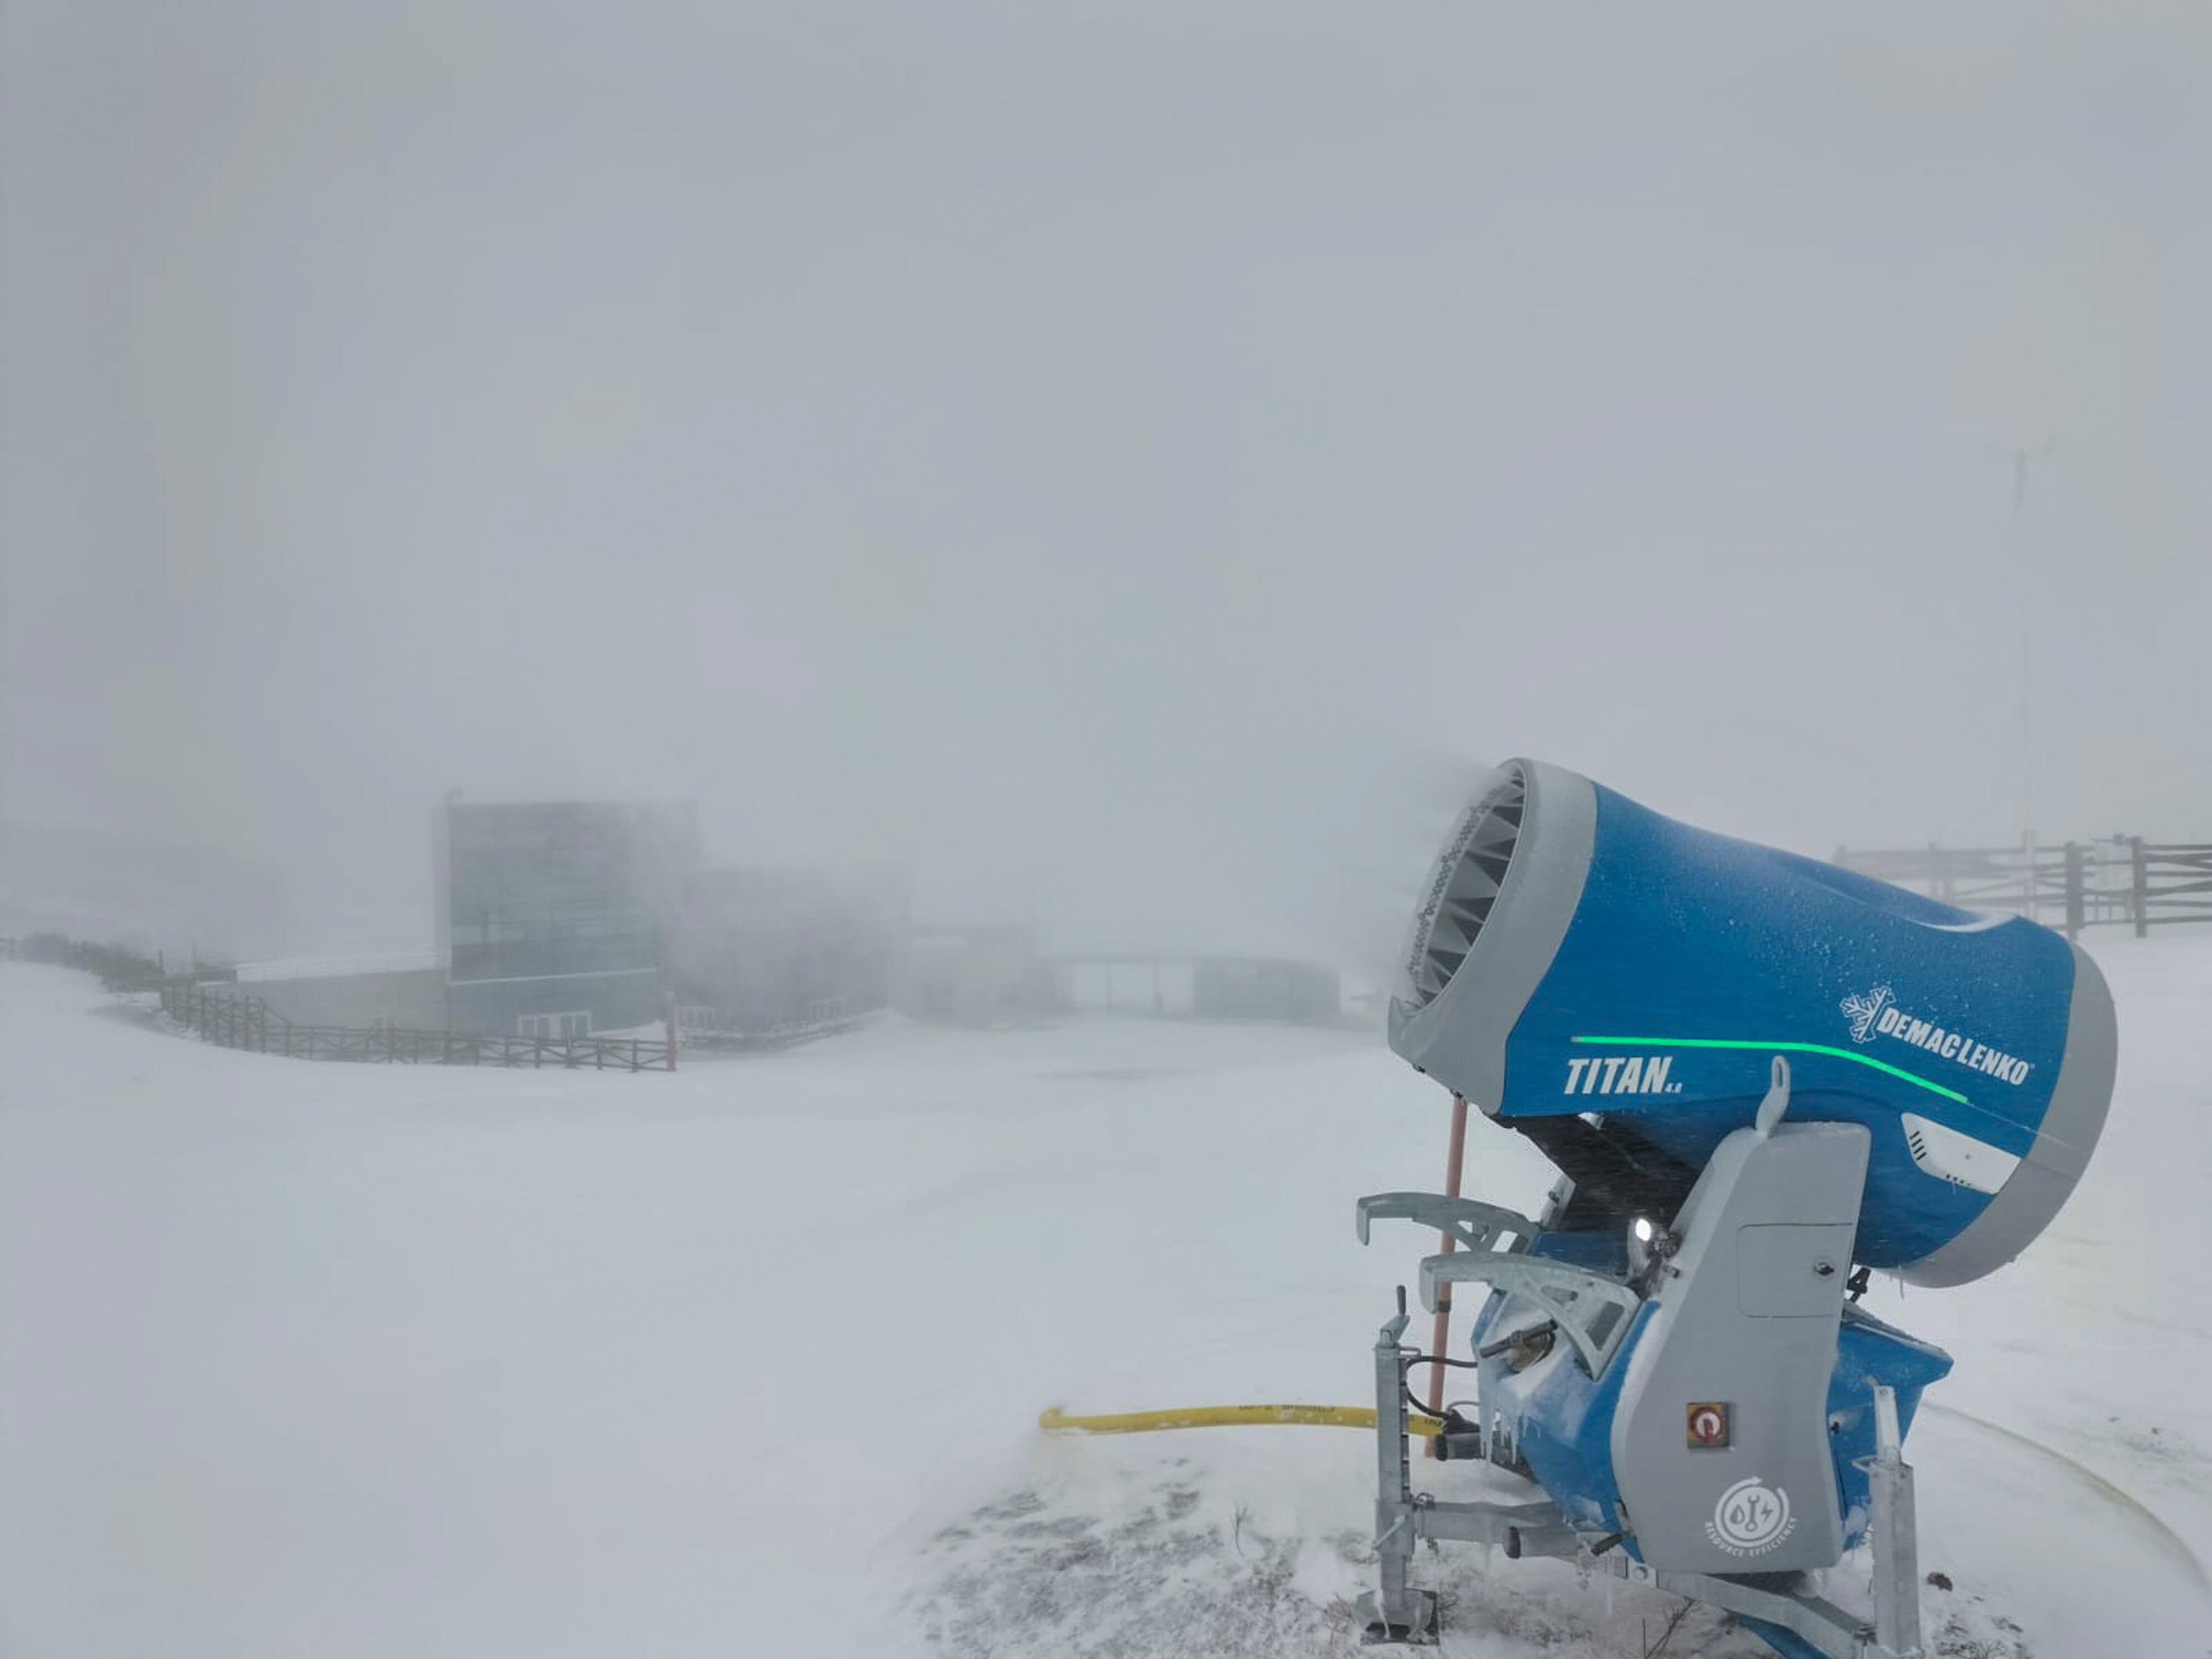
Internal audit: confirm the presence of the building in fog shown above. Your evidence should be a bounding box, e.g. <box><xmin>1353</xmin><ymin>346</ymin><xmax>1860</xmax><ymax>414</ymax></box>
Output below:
<box><xmin>182</xmin><ymin>793</ymin><xmax>1339</xmax><ymax>1043</ymax></box>
<box><xmin>438</xmin><ymin>799</ymin><xmax>702</xmax><ymax>1036</ymax></box>
<box><xmin>190</xmin><ymin>798</ymin><xmax>908</xmax><ymax>1044</ymax></box>
<box><xmin>666</xmin><ymin>865</ymin><xmax>907</xmax><ymax>1033</ymax></box>
<box><xmin>894</xmin><ymin>924</ymin><xmax>1047</xmax><ymax>1026</ymax></box>
<box><xmin>1050</xmin><ymin>954</ymin><xmax>1342</xmax><ymax>1023</ymax></box>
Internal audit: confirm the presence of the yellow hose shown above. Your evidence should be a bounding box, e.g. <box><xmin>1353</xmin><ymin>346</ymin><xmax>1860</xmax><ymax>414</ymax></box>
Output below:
<box><xmin>1040</xmin><ymin>1403</ymin><xmax>1447</xmax><ymax>1437</ymax></box>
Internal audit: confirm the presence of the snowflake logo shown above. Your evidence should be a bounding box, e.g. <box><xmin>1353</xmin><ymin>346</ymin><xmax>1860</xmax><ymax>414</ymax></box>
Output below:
<box><xmin>1839</xmin><ymin>984</ymin><xmax>1892</xmax><ymax>1045</ymax></box>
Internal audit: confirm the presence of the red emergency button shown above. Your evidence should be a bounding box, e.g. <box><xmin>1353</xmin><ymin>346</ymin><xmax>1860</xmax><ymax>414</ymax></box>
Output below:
<box><xmin>1687</xmin><ymin>1402</ymin><xmax>1730</xmax><ymax>1449</ymax></box>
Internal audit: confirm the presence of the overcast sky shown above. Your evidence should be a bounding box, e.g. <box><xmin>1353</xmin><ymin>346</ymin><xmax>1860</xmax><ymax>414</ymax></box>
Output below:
<box><xmin>6</xmin><ymin>2</ymin><xmax>2210</xmax><ymax>966</ymax></box>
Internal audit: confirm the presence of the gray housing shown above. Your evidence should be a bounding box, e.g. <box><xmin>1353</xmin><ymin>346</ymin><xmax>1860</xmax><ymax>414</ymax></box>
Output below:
<box><xmin>1610</xmin><ymin>1112</ymin><xmax>1869</xmax><ymax>1572</ymax></box>
<box><xmin>1903</xmin><ymin>956</ymin><xmax>2114</xmax><ymax>1287</ymax></box>
<box><xmin>1387</xmin><ymin>758</ymin><xmax>1597</xmax><ymax>1116</ymax></box>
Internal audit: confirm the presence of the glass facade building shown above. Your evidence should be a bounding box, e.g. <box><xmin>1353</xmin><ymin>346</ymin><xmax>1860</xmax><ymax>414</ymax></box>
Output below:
<box><xmin>437</xmin><ymin>801</ymin><xmax>702</xmax><ymax>1034</ymax></box>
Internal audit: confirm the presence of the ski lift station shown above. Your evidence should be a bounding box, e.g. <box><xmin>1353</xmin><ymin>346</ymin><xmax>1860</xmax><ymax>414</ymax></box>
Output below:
<box><xmin>209</xmin><ymin>799</ymin><xmax>1343</xmax><ymax>1042</ymax></box>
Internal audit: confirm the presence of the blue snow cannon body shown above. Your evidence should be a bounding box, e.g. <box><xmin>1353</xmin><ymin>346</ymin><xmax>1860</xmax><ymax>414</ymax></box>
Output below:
<box><xmin>1372</xmin><ymin>758</ymin><xmax>2115</xmax><ymax>1636</ymax></box>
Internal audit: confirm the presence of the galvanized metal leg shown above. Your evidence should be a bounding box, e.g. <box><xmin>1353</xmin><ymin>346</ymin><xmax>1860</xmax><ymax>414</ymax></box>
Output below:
<box><xmin>1357</xmin><ymin>1291</ymin><xmax>1437</xmax><ymax>1643</ymax></box>
<box><xmin>1866</xmin><ymin>1383</ymin><xmax>1924</xmax><ymax>1659</ymax></box>
<box><xmin>1373</xmin><ymin>1312</ymin><xmax>1415</xmax><ymax>1626</ymax></box>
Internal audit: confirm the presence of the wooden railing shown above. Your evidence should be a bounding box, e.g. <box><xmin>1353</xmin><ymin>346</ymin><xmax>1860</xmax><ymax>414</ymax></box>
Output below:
<box><xmin>157</xmin><ymin>980</ymin><xmax>675</xmax><ymax>1071</ymax></box>
<box><xmin>1832</xmin><ymin>837</ymin><xmax>2212</xmax><ymax>941</ymax></box>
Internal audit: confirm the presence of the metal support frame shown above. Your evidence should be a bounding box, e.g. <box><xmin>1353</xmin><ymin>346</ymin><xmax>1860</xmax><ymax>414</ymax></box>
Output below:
<box><xmin>1605</xmin><ymin>1556</ymin><xmax>1874</xmax><ymax>1654</ymax></box>
<box><xmin>1354</xmin><ymin>1265</ymin><xmax>1928</xmax><ymax>1657</ymax></box>
<box><xmin>1357</xmin><ymin>1292</ymin><xmax>1437</xmax><ymax>1643</ymax></box>
<box><xmin>1356</xmin><ymin>1189</ymin><xmax>1635</xmax><ymax>1381</ymax></box>
<box><xmin>1355</xmin><ymin>1291</ymin><xmax>1582</xmax><ymax>1644</ymax></box>
<box><xmin>1416</xmin><ymin>1251</ymin><xmax>1641</xmax><ymax>1377</ymax></box>
<box><xmin>1356</xmin><ymin>1193</ymin><xmax>1538</xmax><ymax>1255</ymax></box>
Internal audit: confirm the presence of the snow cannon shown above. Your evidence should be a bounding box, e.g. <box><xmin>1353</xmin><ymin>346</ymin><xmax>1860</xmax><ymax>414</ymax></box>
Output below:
<box><xmin>1352</xmin><ymin>758</ymin><xmax>2117</xmax><ymax>1659</ymax></box>
<box><xmin>1390</xmin><ymin>757</ymin><xmax>2116</xmax><ymax>1284</ymax></box>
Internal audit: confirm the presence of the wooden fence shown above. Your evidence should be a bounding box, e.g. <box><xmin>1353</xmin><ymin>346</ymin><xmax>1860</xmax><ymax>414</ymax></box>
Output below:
<box><xmin>158</xmin><ymin>980</ymin><xmax>676</xmax><ymax>1071</ymax></box>
<box><xmin>1832</xmin><ymin>838</ymin><xmax>2212</xmax><ymax>941</ymax></box>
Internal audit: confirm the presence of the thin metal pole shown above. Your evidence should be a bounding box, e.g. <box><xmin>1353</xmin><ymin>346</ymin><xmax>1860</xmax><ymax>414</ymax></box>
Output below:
<box><xmin>1991</xmin><ymin>442</ymin><xmax>2047</xmax><ymax>863</ymax></box>
<box><xmin>1423</xmin><ymin>1093</ymin><xmax>1471</xmax><ymax>1454</ymax></box>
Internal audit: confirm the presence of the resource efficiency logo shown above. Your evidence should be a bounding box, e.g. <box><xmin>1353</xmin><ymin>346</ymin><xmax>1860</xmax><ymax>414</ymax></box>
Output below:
<box><xmin>1706</xmin><ymin>1478</ymin><xmax>1795</xmax><ymax>1557</ymax></box>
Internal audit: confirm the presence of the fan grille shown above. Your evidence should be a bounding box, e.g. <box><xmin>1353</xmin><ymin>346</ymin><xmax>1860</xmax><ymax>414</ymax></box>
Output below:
<box><xmin>1401</xmin><ymin>766</ymin><xmax>1526</xmax><ymax>1009</ymax></box>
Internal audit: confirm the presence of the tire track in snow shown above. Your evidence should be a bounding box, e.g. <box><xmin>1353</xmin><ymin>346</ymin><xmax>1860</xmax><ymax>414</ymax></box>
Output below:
<box><xmin>1922</xmin><ymin>1401</ymin><xmax>2212</xmax><ymax>1594</ymax></box>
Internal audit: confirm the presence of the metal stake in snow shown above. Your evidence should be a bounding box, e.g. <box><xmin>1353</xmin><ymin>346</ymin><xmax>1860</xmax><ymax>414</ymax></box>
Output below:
<box><xmin>1864</xmin><ymin>1383</ymin><xmax>1923</xmax><ymax>1658</ymax></box>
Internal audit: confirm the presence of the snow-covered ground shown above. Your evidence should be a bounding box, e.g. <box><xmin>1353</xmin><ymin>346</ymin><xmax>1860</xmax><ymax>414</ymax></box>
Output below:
<box><xmin>2</xmin><ymin>940</ymin><xmax>2208</xmax><ymax>1658</ymax></box>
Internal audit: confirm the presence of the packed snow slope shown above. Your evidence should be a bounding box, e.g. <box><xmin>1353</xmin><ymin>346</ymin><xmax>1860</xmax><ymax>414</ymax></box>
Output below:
<box><xmin>2</xmin><ymin>937</ymin><xmax>2208</xmax><ymax>1659</ymax></box>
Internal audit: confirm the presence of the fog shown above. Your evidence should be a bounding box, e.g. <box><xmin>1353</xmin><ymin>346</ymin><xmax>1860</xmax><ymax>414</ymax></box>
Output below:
<box><xmin>6</xmin><ymin>2</ymin><xmax>2210</xmax><ymax>972</ymax></box>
